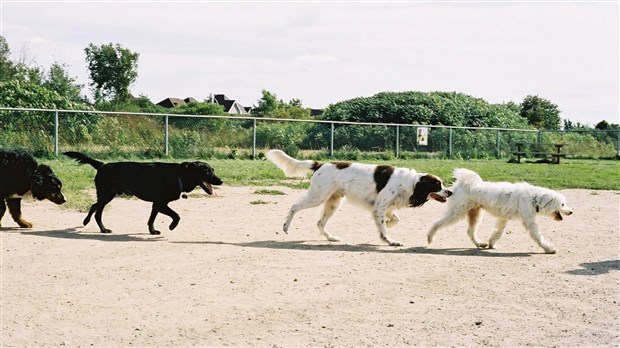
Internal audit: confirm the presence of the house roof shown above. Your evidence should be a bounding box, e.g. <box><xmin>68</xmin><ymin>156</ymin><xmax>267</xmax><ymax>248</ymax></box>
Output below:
<box><xmin>309</xmin><ymin>108</ymin><xmax>324</xmax><ymax>116</ymax></box>
<box><xmin>156</xmin><ymin>97</ymin><xmax>200</xmax><ymax>108</ymax></box>
<box><xmin>211</xmin><ymin>93</ymin><xmax>249</xmax><ymax>114</ymax></box>
<box><xmin>157</xmin><ymin>97</ymin><xmax>186</xmax><ymax>108</ymax></box>
<box><xmin>158</xmin><ymin>94</ymin><xmax>250</xmax><ymax>114</ymax></box>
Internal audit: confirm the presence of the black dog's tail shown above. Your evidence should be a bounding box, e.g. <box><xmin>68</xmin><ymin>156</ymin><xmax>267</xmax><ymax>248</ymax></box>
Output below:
<box><xmin>63</xmin><ymin>151</ymin><xmax>104</xmax><ymax>170</ymax></box>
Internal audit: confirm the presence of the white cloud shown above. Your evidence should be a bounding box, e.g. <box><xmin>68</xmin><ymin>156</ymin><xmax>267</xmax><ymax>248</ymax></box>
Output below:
<box><xmin>294</xmin><ymin>54</ymin><xmax>339</xmax><ymax>64</ymax></box>
<box><xmin>1</xmin><ymin>1</ymin><xmax>617</xmax><ymax>124</ymax></box>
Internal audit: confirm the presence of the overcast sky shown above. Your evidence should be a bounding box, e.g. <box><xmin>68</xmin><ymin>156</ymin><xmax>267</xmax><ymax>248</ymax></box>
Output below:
<box><xmin>1</xmin><ymin>0</ymin><xmax>618</xmax><ymax>125</ymax></box>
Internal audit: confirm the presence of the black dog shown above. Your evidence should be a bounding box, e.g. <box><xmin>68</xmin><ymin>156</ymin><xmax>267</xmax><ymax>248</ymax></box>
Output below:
<box><xmin>64</xmin><ymin>152</ymin><xmax>223</xmax><ymax>235</ymax></box>
<box><xmin>0</xmin><ymin>150</ymin><xmax>66</xmax><ymax>228</ymax></box>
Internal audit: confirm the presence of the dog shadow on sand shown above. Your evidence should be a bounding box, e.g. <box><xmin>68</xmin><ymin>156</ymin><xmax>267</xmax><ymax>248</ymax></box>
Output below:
<box><xmin>175</xmin><ymin>239</ymin><xmax>535</xmax><ymax>258</ymax></box>
<box><xmin>565</xmin><ymin>260</ymin><xmax>620</xmax><ymax>276</ymax></box>
<box><xmin>6</xmin><ymin>227</ymin><xmax>163</xmax><ymax>242</ymax></box>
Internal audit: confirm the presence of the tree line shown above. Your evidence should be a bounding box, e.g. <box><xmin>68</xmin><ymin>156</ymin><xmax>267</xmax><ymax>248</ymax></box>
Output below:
<box><xmin>0</xmin><ymin>36</ymin><xmax>619</xmax><ymax>159</ymax></box>
<box><xmin>0</xmin><ymin>36</ymin><xmax>617</xmax><ymax>137</ymax></box>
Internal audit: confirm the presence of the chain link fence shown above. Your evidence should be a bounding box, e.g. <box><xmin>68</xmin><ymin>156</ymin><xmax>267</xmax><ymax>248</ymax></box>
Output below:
<box><xmin>1</xmin><ymin>107</ymin><xmax>618</xmax><ymax>160</ymax></box>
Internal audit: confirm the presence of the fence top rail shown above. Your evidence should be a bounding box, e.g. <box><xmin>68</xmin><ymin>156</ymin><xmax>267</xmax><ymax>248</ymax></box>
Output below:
<box><xmin>0</xmin><ymin>106</ymin><xmax>571</xmax><ymax>133</ymax></box>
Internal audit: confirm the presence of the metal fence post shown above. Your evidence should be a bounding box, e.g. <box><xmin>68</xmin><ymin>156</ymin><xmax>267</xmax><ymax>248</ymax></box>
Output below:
<box><xmin>616</xmin><ymin>130</ymin><xmax>620</xmax><ymax>159</ymax></box>
<box><xmin>448</xmin><ymin>127</ymin><xmax>453</xmax><ymax>158</ymax></box>
<box><xmin>164</xmin><ymin>114</ymin><xmax>169</xmax><ymax>156</ymax></box>
<box><xmin>395</xmin><ymin>125</ymin><xmax>400</xmax><ymax>158</ymax></box>
<box><xmin>330</xmin><ymin>122</ymin><xmax>334</xmax><ymax>157</ymax></box>
<box><xmin>54</xmin><ymin>110</ymin><xmax>59</xmax><ymax>156</ymax></box>
<box><xmin>538</xmin><ymin>129</ymin><xmax>543</xmax><ymax>143</ymax></box>
<box><xmin>496</xmin><ymin>129</ymin><xmax>501</xmax><ymax>158</ymax></box>
<box><xmin>252</xmin><ymin>119</ymin><xmax>257</xmax><ymax>159</ymax></box>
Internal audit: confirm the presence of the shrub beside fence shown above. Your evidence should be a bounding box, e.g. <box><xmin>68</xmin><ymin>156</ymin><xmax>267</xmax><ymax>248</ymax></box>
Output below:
<box><xmin>0</xmin><ymin>107</ymin><xmax>618</xmax><ymax>160</ymax></box>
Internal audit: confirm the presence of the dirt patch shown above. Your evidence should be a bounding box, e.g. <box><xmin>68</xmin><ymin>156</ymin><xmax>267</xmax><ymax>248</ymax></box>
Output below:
<box><xmin>1</xmin><ymin>187</ymin><xmax>618</xmax><ymax>347</ymax></box>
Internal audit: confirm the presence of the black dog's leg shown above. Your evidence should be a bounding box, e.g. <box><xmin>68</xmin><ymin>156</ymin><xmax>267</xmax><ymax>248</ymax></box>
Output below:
<box><xmin>7</xmin><ymin>198</ymin><xmax>32</xmax><ymax>228</ymax></box>
<box><xmin>147</xmin><ymin>204</ymin><xmax>161</xmax><ymax>235</ymax></box>
<box><xmin>158</xmin><ymin>204</ymin><xmax>180</xmax><ymax>231</ymax></box>
<box><xmin>94</xmin><ymin>203</ymin><xmax>112</xmax><ymax>233</ymax></box>
<box><xmin>91</xmin><ymin>192</ymin><xmax>115</xmax><ymax>233</ymax></box>
<box><xmin>148</xmin><ymin>203</ymin><xmax>180</xmax><ymax>234</ymax></box>
<box><xmin>83</xmin><ymin>203</ymin><xmax>97</xmax><ymax>226</ymax></box>
<box><xmin>0</xmin><ymin>199</ymin><xmax>6</xmax><ymax>227</ymax></box>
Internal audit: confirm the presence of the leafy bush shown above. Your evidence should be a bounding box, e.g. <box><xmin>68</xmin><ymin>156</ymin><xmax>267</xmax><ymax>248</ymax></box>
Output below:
<box><xmin>0</xmin><ymin>80</ymin><xmax>96</xmax><ymax>154</ymax></box>
<box><xmin>319</xmin><ymin>91</ymin><xmax>529</xmax><ymax>129</ymax></box>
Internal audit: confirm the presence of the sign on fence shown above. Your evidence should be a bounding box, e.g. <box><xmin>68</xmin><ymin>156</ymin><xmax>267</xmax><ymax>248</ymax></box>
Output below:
<box><xmin>417</xmin><ymin>127</ymin><xmax>428</xmax><ymax>146</ymax></box>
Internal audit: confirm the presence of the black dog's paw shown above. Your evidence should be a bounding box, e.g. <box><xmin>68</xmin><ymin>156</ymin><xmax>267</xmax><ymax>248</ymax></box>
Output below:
<box><xmin>100</xmin><ymin>229</ymin><xmax>112</xmax><ymax>234</ymax></box>
<box><xmin>169</xmin><ymin>220</ymin><xmax>179</xmax><ymax>231</ymax></box>
<box><xmin>150</xmin><ymin>230</ymin><xmax>161</xmax><ymax>235</ymax></box>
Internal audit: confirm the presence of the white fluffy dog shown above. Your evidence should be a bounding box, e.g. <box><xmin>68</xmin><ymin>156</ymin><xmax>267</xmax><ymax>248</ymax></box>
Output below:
<box><xmin>427</xmin><ymin>168</ymin><xmax>574</xmax><ymax>253</ymax></box>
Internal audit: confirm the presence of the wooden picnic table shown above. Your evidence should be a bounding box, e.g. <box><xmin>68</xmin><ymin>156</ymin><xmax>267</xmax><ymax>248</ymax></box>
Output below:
<box><xmin>512</xmin><ymin>142</ymin><xmax>566</xmax><ymax>164</ymax></box>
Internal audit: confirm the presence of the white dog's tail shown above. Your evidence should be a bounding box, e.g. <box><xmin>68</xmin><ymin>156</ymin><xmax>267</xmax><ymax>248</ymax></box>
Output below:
<box><xmin>266</xmin><ymin>149</ymin><xmax>317</xmax><ymax>178</ymax></box>
<box><xmin>453</xmin><ymin>168</ymin><xmax>483</xmax><ymax>189</ymax></box>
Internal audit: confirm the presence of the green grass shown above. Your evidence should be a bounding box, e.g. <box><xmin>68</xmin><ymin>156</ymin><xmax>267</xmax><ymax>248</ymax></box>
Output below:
<box><xmin>249</xmin><ymin>199</ymin><xmax>274</xmax><ymax>205</ymax></box>
<box><xmin>43</xmin><ymin>157</ymin><xmax>620</xmax><ymax>211</ymax></box>
<box><xmin>254</xmin><ymin>189</ymin><xmax>286</xmax><ymax>195</ymax></box>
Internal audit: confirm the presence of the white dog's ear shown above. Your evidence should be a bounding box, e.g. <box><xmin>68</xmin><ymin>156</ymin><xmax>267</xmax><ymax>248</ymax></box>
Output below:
<box><xmin>534</xmin><ymin>191</ymin><xmax>563</xmax><ymax>214</ymax></box>
<box><xmin>534</xmin><ymin>194</ymin><xmax>549</xmax><ymax>212</ymax></box>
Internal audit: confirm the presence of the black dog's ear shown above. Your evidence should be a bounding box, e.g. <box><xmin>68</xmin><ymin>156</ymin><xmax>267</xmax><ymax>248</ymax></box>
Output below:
<box><xmin>182</xmin><ymin>162</ymin><xmax>204</xmax><ymax>169</ymax></box>
<box><xmin>31</xmin><ymin>165</ymin><xmax>52</xmax><ymax>200</ymax></box>
<box><xmin>35</xmin><ymin>164</ymin><xmax>53</xmax><ymax>176</ymax></box>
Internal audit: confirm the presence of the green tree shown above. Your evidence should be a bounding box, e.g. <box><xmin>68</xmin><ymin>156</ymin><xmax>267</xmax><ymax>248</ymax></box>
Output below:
<box><xmin>520</xmin><ymin>95</ymin><xmax>561</xmax><ymax>130</ymax></box>
<box><xmin>43</xmin><ymin>62</ymin><xmax>84</xmax><ymax>103</ymax></box>
<box><xmin>251</xmin><ymin>90</ymin><xmax>311</xmax><ymax>119</ymax></box>
<box><xmin>84</xmin><ymin>43</ymin><xmax>139</xmax><ymax>103</ymax></box>
<box><xmin>319</xmin><ymin>91</ymin><xmax>527</xmax><ymax>128</ymax></box>
<box><xmin>0</xmin><ymin>35</ymin><xmax>44</xmax><ymax>84</ymax></box>
<box><xmin>594</xmin><ymin>120</ymin><xmax>619</xmax><ymax>131</ymax></box>
<box><xmin>563</xmin><ymin>119</ymin><xmax>589</xmax><ymax>130</ymax></box>
<box><xmin>0</xmin><ymin>36</ymin><xmax>18</xmax><ymax>81</ymax></box>
<box><xmin>251</xmin><ymin>89</ymin><xmax>279</xmax><ymax>117</ymax></box>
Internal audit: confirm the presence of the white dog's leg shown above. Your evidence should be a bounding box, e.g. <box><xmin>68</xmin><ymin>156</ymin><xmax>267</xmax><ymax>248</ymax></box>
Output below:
<box><xmin>373</xmin><ymin>205</ymin><xmax>402</xmax><ymax>246</ymax></box>
<box><xmin>317</xmin><ymin>194</ymin><xmax>343</xmax><ymax>242</ymax></box>
<box><xmin>283</xmin><ymin>192</ymin><xmax>331</xmax><ymax>233</ymax></box>
<box><xmin>427</xmin><ymin>211</ymin><xmax>464</xmax><ymax>245</ymax></box>
<box><xmin>522</xmin><ymin>220</ymin><xmax>556</xmax><ymax>254</ymax></box>
<box><xmin>467</xmin><ymin>207</ymin><xmax>488</xmax><ymax>248</ymax></box>
<box><xmin>386</xmin><ymin>211</ymin><xmax>400</xmax><ymax>228</ymax></box>
<box><xmin>488</xmin><ymin>219</ymin><xmax>508</xmax><ymax>249</ymax></box>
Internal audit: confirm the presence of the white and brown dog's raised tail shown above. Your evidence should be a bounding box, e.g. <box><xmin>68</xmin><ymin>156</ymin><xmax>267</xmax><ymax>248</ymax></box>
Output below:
<box><xmin>266</xmin><ymin>149</ymin><xmax>317</xmax><ymax>178</ymax></box>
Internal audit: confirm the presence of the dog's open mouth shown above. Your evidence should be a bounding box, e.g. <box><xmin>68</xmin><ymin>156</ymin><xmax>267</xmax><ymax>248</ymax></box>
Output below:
<box><xmin>430</xmin><ymin>193</ymin><xmax>447</xmax><ymax>203</ymax></box>
<box><xmin>553</xmin><ymin>212</ymin><xmax>563</xmax><ymax>221</ymax></box>
<box><xmin>200</xmin><ymin>181</ymin><xmax>217</xmax><ymax>196</ymax></box>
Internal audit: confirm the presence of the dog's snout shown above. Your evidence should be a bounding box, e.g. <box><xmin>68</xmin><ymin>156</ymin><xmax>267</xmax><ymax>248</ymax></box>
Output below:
<box><xmin>446</xmin><ymin>190</ymin><xmax>453</xmax><ymax>197</ymax></box>
<box><xmin>50</xmin><ymin>193</ymin><xmax>66</xmax><ymax>205</ymax></box>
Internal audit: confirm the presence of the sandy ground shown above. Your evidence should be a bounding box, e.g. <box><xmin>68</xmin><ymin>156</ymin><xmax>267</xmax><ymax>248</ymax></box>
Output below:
<box><xmin>1</xmin><ymin>186</ymin><xmax>619</xmax><ymax>347</ymax></box>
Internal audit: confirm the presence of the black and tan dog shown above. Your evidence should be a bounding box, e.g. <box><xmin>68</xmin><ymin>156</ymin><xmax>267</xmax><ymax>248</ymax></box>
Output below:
<box><xmin>0</xmin><ymin>149</ymin><xmax>66</xmax><ymax>228</ymax></box>
<box><xmin>64</xmin><ymin>152</ymin><xmax>223</xmax><ymax>235</ymax></box>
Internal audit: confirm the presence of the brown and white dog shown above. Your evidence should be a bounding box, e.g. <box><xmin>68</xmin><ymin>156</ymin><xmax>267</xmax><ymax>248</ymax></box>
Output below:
<box><xmin>266</xmin><ymin>150</ymin><xmax>451</xmax><ymax>246</ymax></box>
